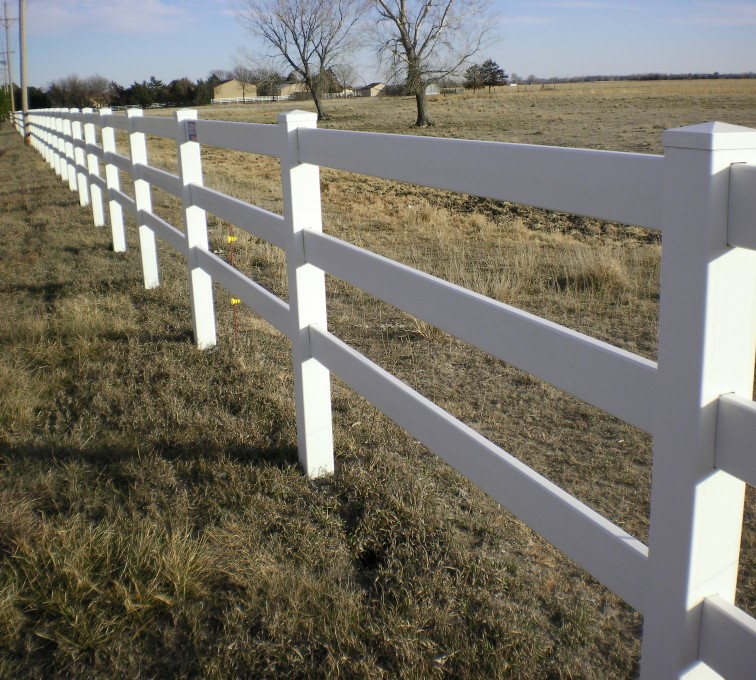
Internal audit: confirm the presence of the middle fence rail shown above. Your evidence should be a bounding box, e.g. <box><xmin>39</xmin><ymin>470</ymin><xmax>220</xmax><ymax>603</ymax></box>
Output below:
<box><xmin>17</xmin><ymin>106</ymin><xmax>756</xmax><ymax>679</ymax></box>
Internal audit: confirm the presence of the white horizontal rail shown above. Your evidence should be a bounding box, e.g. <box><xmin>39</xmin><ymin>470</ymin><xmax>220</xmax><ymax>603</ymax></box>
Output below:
<box><xmin>133</xmin><ymin>163</ymin><xmax>182</xmax><ymax>197</ymax></box>
<box><xmin>99</xmin><ymin>114</ymin><xmax>129</xmax><ymax>131</ymax></box>
<box><xmin>728</xmin><ymin>163</ymin><xmax>756</xmax><ymax>250</ymax></box>
<box><xmin>89</xmin><ymin>173</ymin><xmax>107</xmax><ymax>193</ymax></box>
<box><xmin>192</xmin><ymin>119</ymin><xmax>280</xmax><ymax>157</ymax></box>
<box><xmin>110</xmin><ymin>188</ymin><xmax>136</xmax><ymax>216</ymax></box>
<box><xmin>715</xmin><ymin>393</ymin><xmax>756</xmax><ymax>487</ymax></box>
<box><xmin>304</xmin><ymin>231</ymin><xmax>657</xmax><ymax>433</ymax></box>
<box><xmin>138</xmin><ymin>210</ymin><xmax>187</xmax><ymax>255</ymax></box>
<box><xmin>85</xmin><ymin>142</ymin><xmax>103</xmax><ymax>160</ymax></box>
<box><xmin>189</xmin><ymin>184</ymin><xmax>287</xmax><ymax>249</ymax></box>
<box><xmin>104</xmin><ymin>150</ymin><xmax>132</xmax><ymax>174</ymax></box>
<box><xmin>699</xmin><ymin>595</ymin><xmax>756</xmax><ymax>680</ymax></box>
<box><xmin>81</xmin><ymin>112</ymin><xmax>100</xmax><ymax>126</ymax></box>
<box><xmin>309</xmin><ymin>324</ymin><xmax>649</xmax><ymax>612</ymax></box>
<box><xmin>193</xmin><ymin>248</ymin><xmax>292</xmax><ymax>335</ymax></box>
<box><xmin>298</xmin><ymin>128</ymin><xmax>665</xmax><ymax>230</ymax></box>
<box><xmin>131</xmin><ymin>115</ymin><xmax>178</xmax><ymax>139</ymax></box>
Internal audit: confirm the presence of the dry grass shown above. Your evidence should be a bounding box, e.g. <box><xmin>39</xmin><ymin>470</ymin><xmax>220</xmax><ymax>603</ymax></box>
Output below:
<box><xmin>1</xmin><ymin>80</ymin><xmax>755</xmax><ymax>678</ymax></box>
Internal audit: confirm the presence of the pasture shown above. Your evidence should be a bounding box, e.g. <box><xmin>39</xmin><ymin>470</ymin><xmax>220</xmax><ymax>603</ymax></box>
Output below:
<box><xmin>1</xmin><ymin>79</ymin><xmax>755</xmax><ymax>678</ymax></box>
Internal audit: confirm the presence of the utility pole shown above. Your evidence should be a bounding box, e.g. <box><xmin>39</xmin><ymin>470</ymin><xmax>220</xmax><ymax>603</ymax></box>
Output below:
<box><xmin>18</xmin><ymin>0</ymin><xmax>28</xmax><ymax>144</ymax></box>
<box><xmin>2</xmin><ymin>1</ymin><xmax>15</xmax><ymax>118</ymax></box>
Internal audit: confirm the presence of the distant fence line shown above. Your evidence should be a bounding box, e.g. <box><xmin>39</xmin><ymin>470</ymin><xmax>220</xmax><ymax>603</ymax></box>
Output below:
<box><xmin>211</xmin><ymin>91</ymin><xmax>358</xmax><ymax>105</ymax></box>
<box><xmin>210</xmin><ymin>94</ymin><xmax>297</xmax><ymax>105</ymax></box>
<box><xmin>11</xmin><ymin>107</ymin><xmax>756</xmax><ymax>679</ymax></box>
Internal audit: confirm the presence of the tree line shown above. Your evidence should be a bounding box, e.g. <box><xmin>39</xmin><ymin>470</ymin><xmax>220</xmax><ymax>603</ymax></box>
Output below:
<box><xmin>509</xmin><ymin>71</ymin><xmax>756</xmax><ymax>85</ymax></box>
<box><xmin>4</xmin><ymin>72</ymin><xmax>241</xmax><ymax>111</ymax></box>
<box><xmin>463</xmin><ymin>59</ymin><xmax>508</xmax><ymax>92</ymax></box>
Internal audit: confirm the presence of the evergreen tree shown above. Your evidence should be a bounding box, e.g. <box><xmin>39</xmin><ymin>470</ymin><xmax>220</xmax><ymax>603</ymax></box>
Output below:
<box><xmin>168</xmin><ymin>78</ymin><xmax>197</xmax><ymax>106</ymax></box>
<box><xmin>463</xmin><ymin>64</ymin><xmax>484</xmax><ymax>92</ymax></box>
<box><xmin>147</xmin><ymin>76</ymin><xmax>169</xmax><ymax>104</ymax></box>
<box><xmin>480</xmin><ymin>59</ymin><xmax>508</xmax><ymax>92</ymax></box>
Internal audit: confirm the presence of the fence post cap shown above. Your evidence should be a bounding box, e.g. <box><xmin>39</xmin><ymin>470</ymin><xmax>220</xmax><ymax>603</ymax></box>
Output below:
<box><xmin>278</xmin><ymin>110</ymin><xmax>317</xmax><ymax>124</ymax></box>
<box><xmin>174</xmin><ymin>109</ymin><xmax>198</xmax><ymax>121</ymax></box>
<box><xmin>663</xmin><ymin>121</ymin><xmax>756</xmax><ymax>151</ymax></box>
<box><xmin>126</xmin><ymin>108</ymin><xmax>143</xmax><ymax>118</ymax></box>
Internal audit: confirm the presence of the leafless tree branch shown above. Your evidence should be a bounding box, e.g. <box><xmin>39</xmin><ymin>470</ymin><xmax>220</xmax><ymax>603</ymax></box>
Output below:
<box><xmin>369</xmin><ymin>0</ymin><xmax>497</xmax><ymax>126</ymax></box>
<box><xmin>236</xmin><ymin>0</ymin><xmax>367</xmax><ymax>119</ymax></box>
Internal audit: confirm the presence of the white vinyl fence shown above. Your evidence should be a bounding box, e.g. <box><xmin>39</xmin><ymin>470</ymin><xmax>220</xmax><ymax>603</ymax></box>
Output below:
<box><xmin>211</xmin><ymin>94</ymin><xmax>297</xmax><ymax>105</ymax></box>
<box><xmin>12</xmin><ymin>107</ymin><xmax>756</xmax><ymax>679</ymax></box>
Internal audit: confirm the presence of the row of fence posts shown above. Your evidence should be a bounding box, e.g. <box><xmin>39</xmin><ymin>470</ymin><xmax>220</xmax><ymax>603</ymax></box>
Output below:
<box><xmin>28</xmin><ymin>106</ymin><xmax>336</xmax><ymax>477</ymax></box>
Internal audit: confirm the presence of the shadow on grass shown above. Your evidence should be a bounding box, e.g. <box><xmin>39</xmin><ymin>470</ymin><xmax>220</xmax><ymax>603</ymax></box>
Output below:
<box><xmin>2</xmin><ymin>441</ymin><xmax>300</xmax><ymax>471</ymax></box>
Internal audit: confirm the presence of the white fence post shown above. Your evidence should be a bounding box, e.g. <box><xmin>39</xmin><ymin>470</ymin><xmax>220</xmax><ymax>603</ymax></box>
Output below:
<box><xmin>82</xmin><ymin>108</ymin><xmax>105</xmax><ymax>228</ymax></box>
<box><xmin>99</xmin><ymin>108</ymin><xmax>127</xmax><ymax>252</ymax></box>
<box><xmin>54</xmin><ymin>109</ymin><xmax>66</xmax><ymax>181</ymax></box>
<box><xmin>62</xmin><ymin>110</ymin><xmax>78</xmax><ymax>193</ymax></box>
<box><xmin>27</xmin><ymin>111</ymin><xmax>37</xmax><ymax>152</ymax></box>
<box><xmin>279</xmin><ymin>110</ymin><xmax>334</xmax><ymax>478</ymax></box>
<box><xmin>174</xmin><ymin>109</ymin><xmax>217</xmax><ymax>349</ymax></box>
<box><xmin>126</xmin><ymin>108</ymin><xmax>160</xmax><ymax>289</ymax></box>
<box><xmin>640</xmin><ymin>123</ymin><xmax>756</xmax><ymax>678</ymax></box>
<box><xmin>42</xmin><ymin>113</ymin><xmax>52</xmax><ymax>166</ymax></box>
<box><xmin>71</xmin><ymin>111</ymin><xmax>90</xmax><ymax>208</ymax></box>
<box><xmin>41</xmin><ymin>113</ymin><xmax>54</xmax><ymax>169</ymax></box>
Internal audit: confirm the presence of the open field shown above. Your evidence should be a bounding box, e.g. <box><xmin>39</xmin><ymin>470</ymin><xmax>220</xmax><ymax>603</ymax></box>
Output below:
<box><xmin>201</xmin><ymin>78</ymin><xmax>756</xmax><ymax>152</ymax></box>
<box><xmin>1</xmin><ymin>79</ymin><xmax>755</xmax><ymax>677</ymax></box>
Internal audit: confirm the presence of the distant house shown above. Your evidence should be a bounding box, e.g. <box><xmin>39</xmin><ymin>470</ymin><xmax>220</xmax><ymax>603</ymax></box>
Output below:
<box><xmin>277</xmin><ymin>81</ymin><xmax>309</xmax><ymax>98</ymax></box>
<box><xmin>358</xmin><ymin>82</ymin><xmax>387</xmax><ymax>97</ymax></box>
<box><xmin>424</xmin><ymin>83</ymin><xmax>441</xmax><ymax>96</ymax></box>
<box><xmin>213</xmin><ymin>79</ymin><xmax>257</xmax><ymax>101</ymax></box>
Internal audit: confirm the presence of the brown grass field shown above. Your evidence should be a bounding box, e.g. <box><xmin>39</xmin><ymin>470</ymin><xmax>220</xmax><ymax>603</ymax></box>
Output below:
<box><xmin>0</xmin><ymin>79</ymin><xmax>755</xmax><ymax>678</ymax></box>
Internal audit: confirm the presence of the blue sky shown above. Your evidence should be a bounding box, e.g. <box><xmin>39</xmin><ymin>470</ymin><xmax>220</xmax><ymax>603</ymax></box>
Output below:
<box><xmin>7</xmin><ymin>0</ymin><xmax>756</xmax><ymax>88</ymax></box>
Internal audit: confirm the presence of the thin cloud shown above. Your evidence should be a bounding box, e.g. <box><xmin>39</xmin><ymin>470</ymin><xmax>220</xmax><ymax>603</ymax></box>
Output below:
<box><xmin>534</xmin><ymin>1</ymin><xmax>649</xmax><ymax>10</ymax></box>
<box><xmin>501</xmin><ymin>15</ymin><xmax>557</xmax><ymax>25</ymax></box>
<box><xmin>27</xmin><ymin>0</ymin><xmax>191</xmax><ymax>36</ymax></box>
<box><xmin>535</xmin><ymin>2</ymin><xmax>612</xmax><ymax>8</ymax></box>
<box><xmin>671</xmin><ymin>2</ymin><xmax>756</xmax><ymax>26</ymax></box>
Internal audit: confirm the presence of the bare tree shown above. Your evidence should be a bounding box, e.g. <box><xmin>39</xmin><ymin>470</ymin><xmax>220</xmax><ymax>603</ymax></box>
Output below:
<box><xmin>232</xmin><ymin>62</ymin><xmax>258</xmax><ymax>100</ymax></box>
<box><xmin>254</xmin><ymin>67</ymin><xmax>286</xmax><ymax>96</ymax></box>
<box><xmin>47</xmin><ymin>74</ymin><xmax>111</xmax><ymax>108</ymax></box>
<box><xmin>370</xmin><ymin>0</ymin><xmax>496</xmax><ymax>126</ymax></box>
<box><xmin>235</xmin><ymin>0</ymin><xmax>367</xmax><ymax>120</ymax></box>
<box><xmin>210</xmin><ymin>69</ymin><xmax>234</xmax><ymax>82</ymax></box>
<box><xmin>331</xmin><ymin>62</ymin><xmax>356</xmax><ymax>94</ymax></box>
